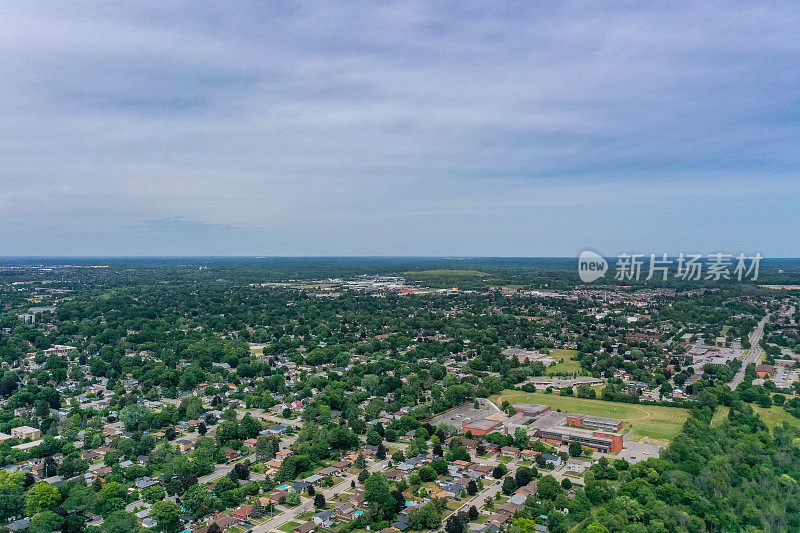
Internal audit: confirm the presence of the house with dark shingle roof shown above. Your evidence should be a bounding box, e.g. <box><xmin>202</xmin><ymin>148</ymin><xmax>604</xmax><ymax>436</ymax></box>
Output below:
<box><xmin>391</xmin><ymin>514</ymin><xmax>410</xmax><ymax>531</ymax></box>
<box><xmin>313</xmin><ymin>510</ymin><xmax>336</xmax><ymax>527</ymax></box>
<box><xmin>292</xmin><ymin>522</ymin><xmax>317</xmax><ymax>533</ymax></box>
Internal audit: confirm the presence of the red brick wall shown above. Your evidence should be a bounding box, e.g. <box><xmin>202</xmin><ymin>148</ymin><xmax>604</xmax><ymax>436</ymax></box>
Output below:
<box><xmin>462</xmin><ymin>420</ymin><xmax>501</xmax><ymax>435</ymax></box>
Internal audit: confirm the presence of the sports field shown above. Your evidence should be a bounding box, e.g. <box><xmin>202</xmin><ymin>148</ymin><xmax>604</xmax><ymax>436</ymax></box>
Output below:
<box><xmin>492</xmin><ymin>390</ymin><xmax>690</xmax><ymax>442</ymax></box>
<box><xmin>544</xmin><ymin>349</ymin><xmax>582</xmax><ymax>375</ymax></box>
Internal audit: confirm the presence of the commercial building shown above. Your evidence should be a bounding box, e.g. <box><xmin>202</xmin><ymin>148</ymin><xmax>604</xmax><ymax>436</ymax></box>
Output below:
<box><xmin>755</xmin><ymin>364</ymin><xmax>777</xmax><ymax>378</ymax></box>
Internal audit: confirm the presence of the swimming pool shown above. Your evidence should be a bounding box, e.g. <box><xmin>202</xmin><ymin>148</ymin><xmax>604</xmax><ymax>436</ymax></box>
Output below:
<box><xmin>276</xmin><ymin>484</ymin><xmax>292</xmax><ymax>491</ymax></box>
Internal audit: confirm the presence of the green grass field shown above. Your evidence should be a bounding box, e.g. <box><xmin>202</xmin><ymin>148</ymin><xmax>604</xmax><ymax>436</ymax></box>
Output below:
<box><xmin>544</xmin><ymin>349</ymin><xmax>583</xmax><ymax>376</ymax></box>
<box><xmin>404</xmin><ymin>269</ymin><xmax>488</xmax><ymax>278</ymax></box>
<box><xmin>277</xmin><ymin>521</ymin><xmax>300</xmax><ymax>533</ymax></box>
<box><xmin>402</xmin><ymin>269</ymin><xmax>493</xmax><ymax>287</ymax></box>
<box><xmin>712</xmin><ymin>405</ymin><xmax>800</xmax><ymax>429</ymax></box>
<box><xmin>492</xmin><ymin>390</ymin><xmax>690</xmax><ymax>442</ymax></box>
<box><xmin>711</xmin><ymin>407</ymin><xmax>727</xmax><ymax>427</ymax></box>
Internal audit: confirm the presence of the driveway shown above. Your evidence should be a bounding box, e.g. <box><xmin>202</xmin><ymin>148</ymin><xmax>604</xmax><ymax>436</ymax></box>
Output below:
<box><xmin>252</xmin><ymin>459</ymin><xmax>389</xmax><ymax>533</ymax></box>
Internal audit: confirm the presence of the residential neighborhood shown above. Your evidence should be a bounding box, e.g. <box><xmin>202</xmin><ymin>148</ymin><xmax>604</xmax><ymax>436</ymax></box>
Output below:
<box><xmin>0</xmin><ymin>260</ymin><xmax>797</xmax><ymax>533</ymax></box>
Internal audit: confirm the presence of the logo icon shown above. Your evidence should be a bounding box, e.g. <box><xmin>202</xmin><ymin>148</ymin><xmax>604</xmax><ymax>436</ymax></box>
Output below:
<box><xmin>578</xmin><ymin>250</ymin><xmax>608</xmax><ymax>282</ymax></box>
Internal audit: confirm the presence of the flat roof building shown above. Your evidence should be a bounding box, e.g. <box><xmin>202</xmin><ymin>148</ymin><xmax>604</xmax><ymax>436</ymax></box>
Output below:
<box><xmin>512</xmin><ymin>403</ymin><xmax>551</xmax><ymax>417</ymax></box>
<box><xmin>565</xmin><ymin>413</ymin><xmax>623</xmax><ymax>433</ymax></box>
<box><xmin>755</xmin><ymin>364</ymin><xmax>777</xmax><ymax>377</ymax></box>
<box><xmin>462</xmin><ymin>417</ymin><xmax>505</xmax><ymax>436</ymax></box>
<box><xmin>44</xmin><ymin>345</ymin><xmax>77</xmax><ymax>357</ymax></box>
<box><xmin>526</xmin><ymin>376</ymin><xmax>604</xmax><ymax>390</ymax></box>
<box><xmin>11</xmin><ymin>426</ymin><xmax>41</xmax><ymax>441</ymax></box>
<box><xmin>538</xmin><ymin>425</ymin><xmax>623</xmax><ymax>453</ymax></box>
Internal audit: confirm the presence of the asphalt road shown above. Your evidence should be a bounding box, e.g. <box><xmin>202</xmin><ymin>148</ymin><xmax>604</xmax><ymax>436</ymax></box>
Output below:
<box><xmin>431</xmin><ymin>457</ymin><xmax>519</xmax><ymax>533</ymax></box>
<box><xmin>252</xmin><ymin>458</ymin><xmax>390</xmax><ymax>533</ymax></box>
<box><xmin>729</xmin><ymin>314</ymin><xmax>769</xmax><ymax>389</ymax></box>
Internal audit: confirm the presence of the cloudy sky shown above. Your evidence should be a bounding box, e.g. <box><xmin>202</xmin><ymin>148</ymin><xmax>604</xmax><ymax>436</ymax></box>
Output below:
<box><xmin>1</xmin><ymin>2</ymin><xmax>799</xmax><ymax>256</ymax></box>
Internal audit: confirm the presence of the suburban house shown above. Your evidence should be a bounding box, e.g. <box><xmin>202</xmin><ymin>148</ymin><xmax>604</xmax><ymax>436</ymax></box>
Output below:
<box><xmin>500</xmin><ymin>446</ymin><xmax>519</xmax><ymax>458</ymax></box>
<box><xmin>292</xmin><ymin>521</ymin><xmax>318</xmax><ymax>533</ymax></box>
<box><xmin>313</xmin><ymin>510</ymin><xmax>336</xmax><ymax>527</ymax></box>
<box><xmin>232</xmin><ymin>505</ymin><xmax>253</xmax><ymax>521</ymax></box>
<box><xmin>566</xmin><ymin>459</ymin><xmax>589</xmax><ymax>473</ymax></box>
<box><xmin>540</xmin><ymin>453</ymin><xmax>563</xmax><ymax>468</ymax></box>
<box><xmin>520</xmin><ymin>449</ymin><xmax>540</xmax><ymax>460</ymax></box>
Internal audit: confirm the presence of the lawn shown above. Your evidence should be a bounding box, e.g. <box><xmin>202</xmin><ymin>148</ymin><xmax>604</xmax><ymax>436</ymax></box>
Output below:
<box><xmin>277</xmin><ymin>521</ymin><xmax>300</xmax><ymax>532</ymax></box>
<box><xmin>334</xmin><ymin>492</ymin><xmax>353</xmax><ymax>502</ymax></box>
<box><xmin>492</xmin><ymin>390</ymin><xmax>690</xmax><ymax>442</ymax></box>
<box><xmin>473</xmin><ymin>513</ymin><xmax>489</xmax><ymax>524</ymax></box>
<box><xmin>420</xmin><ymin>481</ymin><xmax>440</xmax><ymax>493</ymax></box>
<box><xmin>446</xmin><ymin>500</ymin><xmax>462</xmax><ymax>510</ymax></box>
<box><xmin>713</xmin><ymin>405</ymin><xmax>800</xmax><ymax>429</ymax></box>
<box><xmin>327</xmin><ymin>475</ymin><xmax>345</xmax><ymax>487</ymax></box>
<box><xmin>544</xmin><ymin>349</ymin><xmax>583</xmax><ymax>376</ymax></box>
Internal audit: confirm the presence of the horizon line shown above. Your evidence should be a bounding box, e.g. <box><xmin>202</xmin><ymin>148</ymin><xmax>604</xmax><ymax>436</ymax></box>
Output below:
<box><xmin>0</xmin><ymin>255</ymin><xmax>797</xmax><ymax>260</ymax></box>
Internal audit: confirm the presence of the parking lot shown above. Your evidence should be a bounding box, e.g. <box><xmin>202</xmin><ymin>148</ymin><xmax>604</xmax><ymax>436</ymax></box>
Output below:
<box><xmin>430</xmin><ymin>402</ymin><xmax>497</xmax><ymax>427</ymax></box>
<box><xmin>614</xmin><ymin>441</ymin><xmax>661</xmax><ymax>464</ymax></box>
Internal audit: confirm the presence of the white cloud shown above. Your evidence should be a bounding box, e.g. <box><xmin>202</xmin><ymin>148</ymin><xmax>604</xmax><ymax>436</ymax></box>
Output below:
<box><xmin>0</xmin><ymin>1</ymin><xmax>798</xmax><ymax>255</ymax></box>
